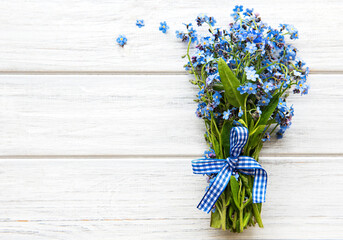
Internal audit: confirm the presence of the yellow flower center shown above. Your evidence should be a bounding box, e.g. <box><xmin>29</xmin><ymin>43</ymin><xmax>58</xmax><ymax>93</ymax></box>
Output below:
<box><xmin>249</xmin><ymin>87</ymin><xmax>253</xmax><ymax>91</ymax></box>
<box><xmin>163</xmin><ymin>26</ymin><xmax>165</xmax><ymax>28</ymax></box>
<box><xmin>266</xmin><ymin>85</ymin><xmax>269</xmax><ymax>88</ymax></box>
<box><xmin>120</xmin><ymin>38</ymin><xmax>123</xmax><ymax>40</ymax></box>
<box><xmin>299</xmin><ymin>84</ymin><xmax>303</xmax><ymax>87</ymax></box>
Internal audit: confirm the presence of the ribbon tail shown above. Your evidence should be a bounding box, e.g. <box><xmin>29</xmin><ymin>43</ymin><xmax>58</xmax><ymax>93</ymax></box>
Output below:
<box><xmin>252</xmin><ymin>168</ymin><xmax>267</xmax><ymax>203</ymax></box>
<box><xmin>236</xmin><ymin>156</ymin><xmax>268</xmax><ymax>203</ymax></box>
<box><xmin>197</xmin><ymin>165</ymin><xmax>232</xmax><ymax>213</ymax></box>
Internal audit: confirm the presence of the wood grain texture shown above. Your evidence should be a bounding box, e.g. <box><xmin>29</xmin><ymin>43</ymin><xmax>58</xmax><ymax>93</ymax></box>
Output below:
<box><xmin>0</xmin><ymin>74</ymin><xmax>342</xmax><ymax>157</ymax></box>
<box><xmin>1</xmin><ymin>0</ymin><xmax>342</xmax><ymax>72</ymax></box>
<box><xmin>0</xmin><ymin>157</ymin><xmax>342</xmax><ymax>239</ymax></box>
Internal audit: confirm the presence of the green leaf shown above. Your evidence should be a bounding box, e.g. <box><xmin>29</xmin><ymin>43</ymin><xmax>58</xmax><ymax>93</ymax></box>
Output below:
<box><xmin>260</xmin><ymin>93</ymin><xmax>281</xmax><ymax>125</ymax></box>
<box><xmin>212</xmin><ymin>136</ymin><xmax>220</xmax><ymax>157</ymax></box>
<box><xmin>224</xmin><ymin>184</ymin><xmax>232</xmax><ymax>206</ymax></box>
<box><xmin>250</xmin><ymin>125</ymin><xmax>266</xmax><ymax>136</ymax></box>
<box><xmin>212</xmin><ymin>83</ymin><xmax>224</xmax><ymax>91</ymax></box>
<box><xmin>220</xmin><ymin>121</ymin><xmax>232</xmax><ymax>158</ymax></box>
<box><xmin>230</xmin><ymin>176</ymin><xmax>241</xmax><ymax>209</ymax></box>
<box><xmin>238</xmin><ymin>119</ymin><xmax>247</xmax><ymax>128</ymax></box>
<box><xmin>217</xmin><ymin>58</ymin><xmax>246</xmax><ymax>108</ymax></box>
<box><xmin>249</xmin><ymin>119</ymin><xmax>255</xmax><ymax>133</ymax></box>
<box><xmin>249</xmin><ymin>125</ymin><xmax>266</xmax><ymax>148</ymax></box>
<box><xmin>210</xmin><ymin>208</ymin><xmax>222</xmax><ymax>229</ymax></box>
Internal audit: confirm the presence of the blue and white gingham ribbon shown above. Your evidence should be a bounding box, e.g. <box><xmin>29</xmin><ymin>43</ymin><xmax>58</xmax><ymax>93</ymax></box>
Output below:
<box><xmin>192</xmin><ymin>127</ymin><xmax>267</xmax><ymax>213</ymax></box>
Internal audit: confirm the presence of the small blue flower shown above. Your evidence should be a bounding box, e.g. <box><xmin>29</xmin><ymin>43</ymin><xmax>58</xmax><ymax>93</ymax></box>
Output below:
<box><xmin>246</xmin><ymin>42</ymin><xmax>258</xmax><ymax>54</ymax></box>
<box><xmin>213</xmin><ymin>112</ymin><xmax>222</xmax><ymax>118</ymax></box>
<box><xmin>285</xmin><ymin>24</ymin><xmax>298</xmax><ymax>39</ymax></box>
<box><xmin>243</xmin><ymin>8</ymin><xmax>254</xmax><ymax>17</ymax></box>
<box><xmin>187</xmin><ymin>26</ymin><xmax>198</xmax><ymax>42</ymax></box>
<box><xmin>237</xmin><ymin>85</ymin><xmax>247</xmax><ymax>94</ymax></box>
<box><xmin>205</xmin><ymin>104</ymin><xmax>213</xmax><ymax>112</ymax></box>
<box><xmin>136</xmin><ymin>19</ymin><xmax>145</xmax><ymax>28</ymax></box>
<box><xmin>262</xmin><ymin>132</ymin><xmax>270</xmax><ymax>142</ymax></box>
<box><xmin>208</xmin><ymin>16</ymin><xmax>217</xmax><ymax>26</ymax></box>
<box><xmin>244</xmin><ymin>66</ymin><xmax>259</xmax><ymax>81</ymax></box>
<box><xmin>196</xmin><ymin>14</ymin><xmax>207</xmax><ymax>26</ymax></box>
<box><xmin>204</xmin><ymin>149</ymin><xmax>216</xmax><ymax>159</ymax></box>
<box><xmin>213</xmin><ymin>91</ymin><xmax>222</xmax><ymax>105</ymax></box>
<box><xmin>256</xmin><ymin>106</ymin><xmax>262</xmax><ymax>115</ymax></box>
<box><xmin>258</xmin><ymin>96</ymin><xmax>270</xmax><ymax>106</ymax></box>
<box><xmin>175</xmin><ymin>30</ymin><xmax>188</xmax><ymax>42</ymax></box>
<box><xmin>295</xmin><ymin>80</ymin><xmax>309</xmax><ymax>95</ymax></box>
<box><xmin>263</xmin><ymin>82</ymin><xmax>274</xmax><ymax>93</ymax></box>
<box><xmin>159</xmin><ymin>21</ymin><xmax>169</xmax><ymax>34</ymax></box>
<box><xmin>116</xmin><ymin>35</ymin><xmax>127</xmax><ymax>47</ymax></box>
<box><xmin>277</xmin><ymin>98</ymin><xmax>288</xmax><ymax>112</ymax></box>
<box><xmin>233</xmin><ymin>5</ymin><xmax>243</xmax><ymax>12</ymax></box>
<box><xmin>238</xmin><ymin>107</ymin><xmax>243</xmax><ymax>117</ymax></box>
<box><xmin>276</xmin><ymin>129</ymin><xmax>285</xmax><ymax>139</ymax></box>
<box><xmin>231</xmin><ymin>12</ymin><xmax>240</xmax><ymax>21</ymax></box>
<box><xmin>223</xmin><ymin>109</ymin><xmax>231</xmax><ymax>120</ymax></box>
<box><xmin>233</xmin><ymin>171</ymin><xmax>239</xmax><ymax>181</ymax></box>
<box><xmin>246</xmin><ymin>82</ymin><xmax>257</xmax><ymax>94</ymax></box>
<box><xmin>206</xmin><ymin>73</ymin><xmax>219</xmax><ymax>85</ymax></box>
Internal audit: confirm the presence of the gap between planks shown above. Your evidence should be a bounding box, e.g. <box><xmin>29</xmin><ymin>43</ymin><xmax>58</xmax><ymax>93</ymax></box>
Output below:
<box><xmin>0</xmin><ymin>153</ymin><xmax>342</xmax><ymax>159</ymax></box>
<box><xmin>0</xmin><ymin>70</ymin><xmax>341</xmax><ymax>75</ymax></box>
<box><xmin>0</xmin><ymin>156</ymin><xmax>341</xmax><ymax>161</ymax></box>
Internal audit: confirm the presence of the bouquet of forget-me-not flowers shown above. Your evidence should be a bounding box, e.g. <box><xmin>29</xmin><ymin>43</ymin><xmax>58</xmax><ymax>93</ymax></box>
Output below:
<box><xmin>176</xmin><ymin>5</ymin><xmax>309</xmax><ymax>232</ymax></box>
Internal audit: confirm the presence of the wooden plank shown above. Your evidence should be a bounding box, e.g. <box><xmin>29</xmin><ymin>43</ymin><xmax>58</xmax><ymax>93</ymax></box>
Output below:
<box><xmin>0</xmin><ymin>74</ymin><xmax>342</xmax><ymax>156</ymax></box>
<box><xmin>0</xmin><ymin>0</ymin><xmax>342</xmax><ymax>72</ymax></box>
<box><xmin>0</xmin><ymin>157</ymin><xmax>341</xmax><ymax>239</ymax></box>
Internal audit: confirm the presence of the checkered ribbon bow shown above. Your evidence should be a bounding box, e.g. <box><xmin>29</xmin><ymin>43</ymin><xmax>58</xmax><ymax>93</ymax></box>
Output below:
<box><xmin>192</xmin><ymin>127</ymin><xmax>267</xmax><ymax>213</ymax></box>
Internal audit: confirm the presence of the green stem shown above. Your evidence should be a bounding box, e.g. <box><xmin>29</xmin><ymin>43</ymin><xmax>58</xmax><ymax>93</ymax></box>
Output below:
<box><xmin>221</xmin><ymin>198</ymin><xmax>227</xmax><ymax>230</ymax></box>
<box><xmin>252</xmin><ymin>203</ymin><xmax>264</xmax><ymax>228</ymax></box>
<box><xmin>239</xmin><ymin>186</ymin><xmax>245</xmax><ymax>232</ymax></box>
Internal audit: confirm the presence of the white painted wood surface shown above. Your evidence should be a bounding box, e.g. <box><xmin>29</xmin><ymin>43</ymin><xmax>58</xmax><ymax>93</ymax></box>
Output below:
<box><xmin>1</xmin><ymin>0</ymin><xmax>342</xmax><ymax>72</ymax></box>
<box><xmin>0</xmin><ymin>74</ymin><xmax>342</xmax><ymax>156</ymax></box>
<box><xmin>1</xmin><ymin>0</ymin><xmax>342</xmax><ymax>238</ymax></box>
<box><xmin>0</xmin><ymin>157</ymin><xmax>342</xmax><ymax>239</ymax></box>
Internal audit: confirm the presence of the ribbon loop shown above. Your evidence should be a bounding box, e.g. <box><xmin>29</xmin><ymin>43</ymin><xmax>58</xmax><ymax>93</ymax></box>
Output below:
<box><xmin>230</xmin><ymin>127</ymin><xmax>249</xmax><ymax>158</ymax></box>
<box><xmin>191</xmin><ymin>126</ymin><xmax>268</xmax><ymax>213</ymax></box>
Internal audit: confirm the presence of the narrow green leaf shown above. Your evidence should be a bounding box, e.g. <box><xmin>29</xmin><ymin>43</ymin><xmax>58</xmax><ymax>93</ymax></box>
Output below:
<box><xmin>259</xmin><ymin>93</ymin><xmax>281</xmax><ymax>125</ymax></box>
<box><xmin>212</xmin><ymin>136</ymin><xmax>220</xmax><ymax>157</ymax></box>
<box><xmin>249</xmin><ymin>125</ymin><xmax>266</xmax><ymax>148</ymax></box>
<box><xmin>230</xmin><ymin>176</ymin><xmax>241</xmax><ymax>209</ymax></box>
<box><xmin>243</xmin><ymin>210</ymin><xmax>252</xmax><ymax>228</ymax></box>
<box><xmin>238</xmin><ymin>119</ymin><xmax>247</xmax><ymax>128</ymax></box>
<box><xmin>250</xmin><ymin>125</ymin><xmax>266</xmax><ymax>136</ymax></box>
<box><xmin>220</xmin><ymin>121</ymin><xmax>232</xmax><ymax>158</ymax></box>
<box><xmin>217</xmin><ymin>58</ymin><xmax>246</xmax><ymax>107</ymax></box>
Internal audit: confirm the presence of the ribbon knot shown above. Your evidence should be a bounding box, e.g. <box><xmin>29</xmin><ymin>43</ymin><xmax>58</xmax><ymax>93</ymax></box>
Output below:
<box><xmin>191</xmin><ymin>126</ymin><xmax>267</xmax><ymax>213</ymax></box>
<box><xmin>226</xmin><ymin>157</ymin><xmax>238</xmax><ymax>169</ymax></box>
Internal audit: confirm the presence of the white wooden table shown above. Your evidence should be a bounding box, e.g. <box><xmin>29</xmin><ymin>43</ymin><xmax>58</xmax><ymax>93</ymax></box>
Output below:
<box><xmin>1</xmin><ymin>1</ymin><xmax>343</xmax><ymax>239</ymax></box>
